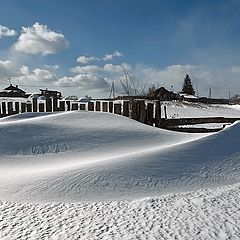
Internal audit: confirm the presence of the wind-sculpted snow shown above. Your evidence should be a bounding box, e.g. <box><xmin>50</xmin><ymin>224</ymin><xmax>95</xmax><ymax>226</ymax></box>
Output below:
<box><xmin>1</xmin><ymin>183</ymin><xmax>240</xmax><ymax>240</ymax></box>
<box><xmin>0</xmin><ymin>111</ymin><xmax>239</xmax><ymax>202</ymax></box>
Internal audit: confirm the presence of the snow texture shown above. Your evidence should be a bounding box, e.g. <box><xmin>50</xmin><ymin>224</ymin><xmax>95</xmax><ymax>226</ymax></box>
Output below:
<box><xmin>0</xmin><ymin>103</ymin><xmax>240</xmax><ymax>239</ymax></box>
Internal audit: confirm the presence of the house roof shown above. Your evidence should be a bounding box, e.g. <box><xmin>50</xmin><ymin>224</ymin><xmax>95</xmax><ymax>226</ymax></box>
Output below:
<box><xmin>3</xmin><ymin>84</ymin><xmax>26</xmax><ymax>93</ymax></box>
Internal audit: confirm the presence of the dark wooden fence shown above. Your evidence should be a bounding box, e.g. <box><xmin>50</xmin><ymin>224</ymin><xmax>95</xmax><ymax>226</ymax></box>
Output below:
<box><xmin>0</xmin><ymin>98</ymin><xmax>239</xmax><ymax>132</ymax></box>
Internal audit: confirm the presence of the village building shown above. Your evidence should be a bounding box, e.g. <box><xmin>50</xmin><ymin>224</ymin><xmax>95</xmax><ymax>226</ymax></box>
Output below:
<box><xmin>0</xmin><ymin>84</ymin><xmax>30</xmax><ymax>98</ymax></box>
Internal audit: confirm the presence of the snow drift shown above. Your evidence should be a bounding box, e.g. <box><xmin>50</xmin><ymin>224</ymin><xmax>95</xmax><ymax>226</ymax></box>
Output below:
<box><xmin>0</xmin><ymin>111</ymin><xmax>239</xmax><ymax>202</ymax></box>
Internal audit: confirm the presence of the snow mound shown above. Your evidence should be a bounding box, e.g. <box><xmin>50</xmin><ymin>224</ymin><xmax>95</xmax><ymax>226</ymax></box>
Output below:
<box><xmin>0</xmin><ymin>111</ymin><xmax>239</xmax><ymax>202</ymax></box>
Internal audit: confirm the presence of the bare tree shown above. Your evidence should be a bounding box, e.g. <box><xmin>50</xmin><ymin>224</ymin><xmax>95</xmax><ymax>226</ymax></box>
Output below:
<box><xmin>120</xmin><ymin>66</ymin><xmax>148</xmax><ymax>97</ymax></box>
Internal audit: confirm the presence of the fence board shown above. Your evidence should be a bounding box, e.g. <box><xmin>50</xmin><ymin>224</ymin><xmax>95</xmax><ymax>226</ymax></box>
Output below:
<box><xmin>102</xmin><ymin>102</ymin><xmax>108</xmax><ymax>112</ymax></box>
<box><xmin>146</xmin><ymin>103</ymin><xmax>154</xmax><ymax>125</ymax></box>
<box><xmin>33</xmin><ymin>98</ymin><xmax>37</xmax><ymax>112</ymax></box>
<box><xmin>123</xmin><ymin>101</ymin><xmax>129</xmax><ymax>117</ymax></box>
<box><xmin>88</xmin><ymin>102</ymin><xmax>94</xmax><ymax>111</ymax></box>
<box><xmin>21</xmin><ymin>103</ymin><xmax>26</xmax><ymax>113</ymax></box>
<box><xmin>114</xmin><ymin>103</ymin><xmax>121</xmax><ymax>115</ymax></box>
<box><xmin>80</xmin><ymin>104</ymin><xmax>86</xmax><ymax>111</ymax></box>
<box><xmin>95</xmin><ymin>101</ymin><xmax>101</xmax><ymax>111</ymax></box>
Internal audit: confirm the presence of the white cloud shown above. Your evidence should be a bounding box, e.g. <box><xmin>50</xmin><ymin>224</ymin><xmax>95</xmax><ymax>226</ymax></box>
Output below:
<box><xmin>16</xmin><ymin>66</ymin><xmax>57</xmax><ymax>85</ymax></box>
<box><xmin>13</xmin><ymin>22</ymin><xmax>69</xmax><ymax>55</ymax></box>
<box><xmin>0</xmin><ymin>25</ymin><xmax>17</xmax><ymax>38</ymax></box>
<box><xmin>56</xmin><ymin>73</ymin><xmax>109</xmax><ymax>91</ymax></box>
<box><xmin>71</xmin><ymin>65</ymin><xmax>102</xmax><ymax>74</ymax></box>
<box><xmin>44</xmin><ymin>64</ymin><xmax>60</xmax><ymax>70</ymax></box>
<box><xmin>102</xmin><ymin>51</ymin><xmax>123</xmax><ymax>61</ymax></box>
<box><xmin>0</xmin><ymin>60</ymin><xmax>18</xmax><ymax>80</ymax></box>
<box><xmin>76</xmin><ymin>56</ymin><xmax>99</xmax><ymax>64</ymax></box>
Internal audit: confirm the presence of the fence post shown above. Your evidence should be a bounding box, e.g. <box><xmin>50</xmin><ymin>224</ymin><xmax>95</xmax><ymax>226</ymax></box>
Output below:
<box><xmin>59</xmin><ymin>101</ymin><xmax>65</xmax><ymax>111</ymax></box>
<box><xmin>95</xmin><ymin>101</ymin><xmax>101</xmax><ymax>111</ymax></box>
<box><xmin>39</xmin><ymin>103</ymin><xmax>45</xmax><ymax>112</ymax></box>
<box><xmin>46</xmin><ymin>97</ymin><xmax>52</xmax><ymax>112</ymax></box>
<box><xmin>102</xmin><ymin>102</ymin><xmax>108</xmax><ymax>112</ymax></box>
<box><xmin>146</xmin><ymin>103</ymin><xmax>154</xmax><ymax>125</ymax></box>
<box><xmin>2</xmin><ymin>102</ymin><xmax>6</xmax><ymax>116</ymax></box>
<box><xmin>7</xmin><ymin>102</ymin><xmax>13</xmax><ymax>115</ymax></box>
<box><xmin>53</xmin><ymin>97</ymin><xmax>58</xmax><ymax>112</ymax></box>
<box><xmin>21</xmin><ymin>103</ymin><xmax>26</xmax><ymax>113</ymax></box>
<box><xmin>109</xmin><ymin>101</ymin><xmax>113</xmax><ymax>113</ymax></box>
<box><xmin>80</xmin><ymin>104</ymin><xmax>86</xmax><ymax>110</ymax></box>
<box><xmin>15</xmin><ymin>102</ymin><xmax>20</xmax><ymax>114</ymax></box>
<box><xmin>66</xmin><ymin>101</ymin><xmax>71</xmax><ymax>111</ymax></box>
<box><xmin>88</xmin><ymin>102</ymin><xmax>94</xmax><ymax>111</ymax></box>
<box><xmin>32</xmin><ymin>98</ymin><xmax>37</xmax><ymax>112</ymax></box>
<box><xmin>155</xmin><ymin>100</ymin><xmax>161</xmax><ymax>127</ymax></box>
<box><xmin>123</xmin><ymin>101</ymin><xmax>129</xmax><ymax>117</ymax></box>
<box><xmin>26</xmin><ymin>103</ymin><xmax>32</xmax><ymax>112</ymax></box>
<box><xmin>139</xmin><ymin>100</ymin><xmax>146</xmax><ymax>123</ymax></box>
<box><xmin>114</xmin><ymin>103</ymin><xmax>122</xmax><ymax>115</ymax></box>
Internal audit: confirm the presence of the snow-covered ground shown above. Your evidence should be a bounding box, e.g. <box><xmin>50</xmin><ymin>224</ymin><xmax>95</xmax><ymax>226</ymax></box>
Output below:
<box><xmin>0</xmin><ymin>103</ymin><xmax>240</xmax><ymax>239</ymax></box>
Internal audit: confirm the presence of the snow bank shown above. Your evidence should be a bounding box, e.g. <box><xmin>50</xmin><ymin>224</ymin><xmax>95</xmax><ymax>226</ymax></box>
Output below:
<box><xmin>0</xmin><ymin>111</ymin><xmax>239</xmax><ymax>202</ymax></box>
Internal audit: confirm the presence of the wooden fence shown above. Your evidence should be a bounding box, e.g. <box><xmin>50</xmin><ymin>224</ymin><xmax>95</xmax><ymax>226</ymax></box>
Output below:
<box><xmin>0</xmin><ymin>99</ymin><xmax>163</xmax><ymax>126</ymax></box>
<box><xmin>0</xmin><ymin>98</ymin><xmax>239</xmax><ymax>131</ymax></box>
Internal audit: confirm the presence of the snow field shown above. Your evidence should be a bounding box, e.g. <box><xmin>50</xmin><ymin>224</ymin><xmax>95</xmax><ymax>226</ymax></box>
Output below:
<box><xmin>0</xmin><ymin>183</ymin><xmax>239</xmax><ymax>240</ymax></box>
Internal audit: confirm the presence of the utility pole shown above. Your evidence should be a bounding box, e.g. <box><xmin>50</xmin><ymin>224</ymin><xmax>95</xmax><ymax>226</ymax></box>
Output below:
<box><xmin>109</xmin><ymin>82</ymin><xmax>115</xmax><ymax>99</ymax></box>
<box><xmin>208</xmin><ymin>87</ymin><xmax>212</xmax><ymax>99</ymax></box>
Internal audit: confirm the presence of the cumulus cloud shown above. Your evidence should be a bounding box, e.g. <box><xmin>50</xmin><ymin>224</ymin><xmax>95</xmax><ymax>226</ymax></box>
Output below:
<box><xmin>0</xmin><ymin>60</ymin><xmax>17</xmax><ymax>79</ymax></box>
<box><xmin>15</xmin><ymin>65</ymin><xmax>57</xmax><ymax>85</ymax></box>
<box><xmin>71</xmin><ymin>65</ymin><xmax>102</xmax><ymax>74</ymax></box>
<box><xmin>56</xmin><ymin>73</ymin><xmax>109</xmax><ymax>91</ymax></box>
<box><xmin>0</xmin><ymin>25</ymin><xmax>17</xmax><ymax>38</ymax></box>
<box><xmin>103</xmin><ymin>51</ymin><xmax>123</xmax><ymax>61</ymax></box>
<box><xmin>13</xmin><ymin>22</ymin><xmax>69</xmax><ymax>55</ymax></box>
<box><xmin>76</xmin><ymin>56</ymin><xmax>99</xmax><ymax>64</ymax></box>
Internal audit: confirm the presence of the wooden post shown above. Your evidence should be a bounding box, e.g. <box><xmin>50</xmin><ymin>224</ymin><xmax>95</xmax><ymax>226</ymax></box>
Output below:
<box><xmin>131</xmin><ymin>100</ymin><xmax>137</xmax><ymax>120</ymax></box>
<box><xmin>21</xmin><ymin>102</ymin><xmax>26</xmax><ymax>113</ymax></box>
<box><xmin>146</xmin><ymin>103</ymin><xmax>154</xmax><ymax>125</ymax></box>
<box><xmin>53</xmin><ymin>97</ymin><xmax>58</xmax><ymax>112</ymax></box>
<box><xmin>102</xmin><ymin>102</ymin><xmax>108</xmax><ymax>112</ymax></box>
<box><xmin>26</xmin><ymin>103</ymin><xmax>32</xmax><ymax>112</ymax></box>
<box><xmin>139</xmin><ymin>101</ymin><xmax>146</xmax><ymax>123</ymax></box>
<box><xmin>164</xmin><ymin>105</ymin><xmax>167</xmax><ymax>119</ymax></box>
<box><xmin>114</xmin><ymin>103</ymin><xmax>121</xmax><ymax>115</ymax></box>
<box><xmin>7</xmin><ymin>102</ymin><xmax>13</xmax><ymax>115</ymax></box>
<box><xmin>59</xmin><ymin>101</ymin><xmax>65</xmax><ymax>111</ymax></box>
<box><xmin>15</xmin><ymin>102</ymin><xmax>20</xmax><ymax>114</ymax></box>
<box><xmin>95</xmin><ymin>101</ymin><xmax>101</xmax><ymax>111</ymax></box>
<box><xmin>72</xmin><ymin>103</ymin><xmax>78</xmax><ymax>110</ymax></box>
<box><xmin>2</xmin><ymin>102</ymin><xmax>6</xmax><ymax>116</ymax></box>
<box><xmin>88</xmin><ymin>102</ymin><xmax>94</xmax><ymax>111</ymax></box>
<box><xmin>123</xmin><ymin>101</ymin><xmax>129</xmax><ymax>117</ymax></box>
<box><xmin>80</xmin><ymin>104</ymin><xmax>86</xmax><ymax>111</ymax></box>
<box><xmin>46</xmin><ymin>97</ymin><xmax>52</xmax><ymax>112</ymax></box>
<box><xmin>109</xmin><ymin>101</ymin><xmax>113</xmax><ymax>113</ymax></box>
<box><xmin>155</xmin><ymin>100</ymin><xmax>161</xmax><ymax>127</ymax></box>
<box><xmin>39</xmin><ymin>103</ymin><xmax>45</xmax><ymax>112</ymax></box>
<box><xmin>66</xmin><ymin>101</ymin><xmax>71</xmax><ymax>111</ymax></box>
<box><xmin>32</xmin><ymin>98</ymin><xmax>37</xmax><ymax>112</ymax></box>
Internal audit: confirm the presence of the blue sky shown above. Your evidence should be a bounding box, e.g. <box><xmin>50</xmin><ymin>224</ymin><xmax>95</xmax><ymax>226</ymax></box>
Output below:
<box><xmin>0</xmin><ymin>0</ymin><xmax>240</xmax><ymax>98</ymax></box>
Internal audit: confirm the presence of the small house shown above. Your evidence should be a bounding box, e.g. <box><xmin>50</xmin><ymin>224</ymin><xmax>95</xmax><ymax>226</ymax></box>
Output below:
<box><xmin>39</xmin><ymin>89</ymin><xmax>62</xmax><ymax>99</ymax></box>
<box><xmin>0</xmin><ymin>84</ymin><xmax>30</xmax><ymax>98</ymax></box>
<box><xmin>148</xmin><ymin>87</ymin><xmax>180</xmax><ymax>101</ymax></box>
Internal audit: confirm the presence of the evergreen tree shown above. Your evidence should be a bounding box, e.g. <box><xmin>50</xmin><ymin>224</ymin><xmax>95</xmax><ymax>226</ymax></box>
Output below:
<box><xmin>181</xmin><ymin>74</ymin><xmax>195</xmax><ymax>95</ymax></box>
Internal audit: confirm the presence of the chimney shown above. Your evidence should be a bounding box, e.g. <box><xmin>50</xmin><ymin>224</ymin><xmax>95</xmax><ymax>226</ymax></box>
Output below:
<box><xmin>16</xmin><ymin>85</ymin><xmax>18</xmax><ymax>88</ymax></box>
